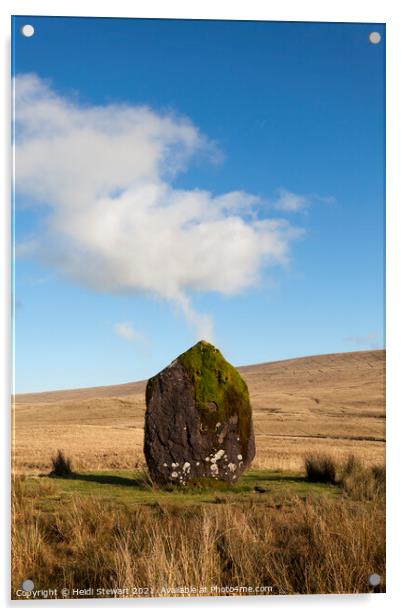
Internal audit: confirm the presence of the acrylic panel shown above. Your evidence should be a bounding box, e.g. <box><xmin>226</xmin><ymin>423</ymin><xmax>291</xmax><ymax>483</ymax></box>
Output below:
<box><xmin>11</xmin><ymin>16</ymin><xmax>385</xmax><ymax>600</ymax></box>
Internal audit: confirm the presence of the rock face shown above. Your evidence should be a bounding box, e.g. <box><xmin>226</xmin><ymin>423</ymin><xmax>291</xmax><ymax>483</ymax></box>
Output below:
<box><xmin>144</xmin><ymin>340</ymin><xmax>255</xmax><ymax>485</ymax></box>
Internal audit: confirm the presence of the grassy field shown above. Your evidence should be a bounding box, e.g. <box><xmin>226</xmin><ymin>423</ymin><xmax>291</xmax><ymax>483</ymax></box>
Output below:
<box><xmin>11</xmin><ymin>349</ymin><xmax>386</xmax><ymax>599</ymax></box>
<box><xmin>13</xmin><ymin>350</ymin><xmax>385</xmax><ymax>473</ymax></box>
<box><xmin>15</xmin><ymin>468</ymin><xmax>342</xmax><ymax>508</ymax></box>
<box><xmin>12</xmin><ymin>464</ymin><xmax>385</xmax><ymax>599</ymax></box>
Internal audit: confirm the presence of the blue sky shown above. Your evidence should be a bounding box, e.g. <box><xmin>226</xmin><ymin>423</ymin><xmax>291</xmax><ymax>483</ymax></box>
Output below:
<box><xmin>12</xmin><ymin>17</ymin><xmax>385</xmax><ymax>393</ymax></box>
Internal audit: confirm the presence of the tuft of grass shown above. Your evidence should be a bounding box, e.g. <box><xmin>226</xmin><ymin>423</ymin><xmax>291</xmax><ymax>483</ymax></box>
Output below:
<box><xmin>303</xmin><ymin>451</ymin><xmax>386</xmax><ymax>501</ymax></box>
<box><xmin>372</xmin><ymin>464</ymin><xmax>386</xmax><ymax>487</ymax></box>
<box><xmin>340</xmin><ymin>455</ymin><xmax>385</xmax><ymax>501</ymax></box>
<box><xmin>304</xmin><ymin>452</ymin><xmax>337</xmax><ymax>484</ymax></box>
<box><xmin>49</xmin><ymin>450</ymin><xmax>73</xmax><ymax>477</ymax></box>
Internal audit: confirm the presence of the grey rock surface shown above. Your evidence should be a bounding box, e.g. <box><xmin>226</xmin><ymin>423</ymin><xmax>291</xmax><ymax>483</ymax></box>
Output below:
<box><xmin>144</xmin><ymin>340</ymin><xmax>255</xmax><ymax>485</ymax></box>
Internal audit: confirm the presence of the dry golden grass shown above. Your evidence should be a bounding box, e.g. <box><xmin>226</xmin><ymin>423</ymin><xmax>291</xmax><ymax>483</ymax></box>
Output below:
<box><xmin>11</xmin><ymin>351</ymin><xmax>386</xmax><ymax>599</ymax></box>
<box><xmin>12</xmin><ymin>350</ymin><xmax>385</xmax><ymax>474</ymax></box>
<box><xmin>11</xmin><ymin>471</ymin><xmax>385</xmax><ymax>598</ymax></box>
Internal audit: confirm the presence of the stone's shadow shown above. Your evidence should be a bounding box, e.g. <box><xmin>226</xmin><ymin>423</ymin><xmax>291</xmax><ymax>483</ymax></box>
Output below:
<box><xmin>46</xmin><ymin>472</ymin><xmax>151</xmax><ymax>489</ymax></box>
<box><xmin>244</xmin><ymin>472</ymin><xmax>307</xmax><ymax>483</ymax></box>
<box><xmin>45</xmin><ymin>470</ymin><xmax>312</xmax><ymax>491</ymax></box>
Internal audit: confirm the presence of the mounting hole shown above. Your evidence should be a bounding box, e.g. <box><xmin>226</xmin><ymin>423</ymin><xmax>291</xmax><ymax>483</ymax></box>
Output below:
<box><xmin>21</xmin><ymin>579</ymin><xmax>34</xmax><ymax>591</ymax></box>
<box><xmin>368</xmin><ymin>573</ymin><xmax>381</xmax><ymax>586</ymax></box>
<box><xmin>21</xmin><ymin>24</ymin><xmax>35</xmax><ymax>38</ymax></box>
<box><xmin>368</xmin><ymin>32</ymin><xmax>381</xmax><ymax>45</ymax></box>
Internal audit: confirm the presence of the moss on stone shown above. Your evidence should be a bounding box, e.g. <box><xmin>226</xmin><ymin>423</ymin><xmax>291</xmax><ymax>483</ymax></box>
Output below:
<box><xmin>178</xmin><ymin>340</ymin><xmax>252</xmax><ymax>457</ymax></box>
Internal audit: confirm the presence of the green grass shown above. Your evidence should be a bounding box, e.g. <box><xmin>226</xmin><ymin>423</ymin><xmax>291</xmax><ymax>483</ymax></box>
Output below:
<box><xmin>24</xmin><ymin>468</ymin><xmax>341</xmax><ymax>510</ymax></box>
<box><xmin>12</xmin><ymin>464</ymin><xmax>385</xmax><ymax>597</ymax></box>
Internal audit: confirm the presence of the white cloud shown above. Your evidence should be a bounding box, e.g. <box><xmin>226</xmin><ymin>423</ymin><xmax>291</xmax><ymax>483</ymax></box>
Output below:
<box><xmin>345</xmin><ymin>331</ymin><xmax>381</xmax><ymax>349</ymax></box>
<box><xmin>273</xmin><ymin>189</ymin><xmax>310</xmax><ymax>212</ymax></box>
<box><xmin>272</xmin><ymin>189</ymin><xmax>335</xmax><ymax>213</ymax></box>
<box><xmin>114</xmin><ymin>322</ymin><xmax>143</xmax><ymax>342</ymax></box>
<box><xmin>15</xmin><ymin>238</ymin><xmax>38</xmax><ymax>259</ymax></box>
<box><xmin>14</xmin><ymin>74</ymin><xmax>303</xmax><ymax>339</ymax></box>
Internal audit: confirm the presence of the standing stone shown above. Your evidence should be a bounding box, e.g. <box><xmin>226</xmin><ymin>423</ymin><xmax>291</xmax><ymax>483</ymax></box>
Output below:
<box><xmin>144</xmin><ymin>340</ymin><xmax>255</xmax><ymax>485</ymax></box>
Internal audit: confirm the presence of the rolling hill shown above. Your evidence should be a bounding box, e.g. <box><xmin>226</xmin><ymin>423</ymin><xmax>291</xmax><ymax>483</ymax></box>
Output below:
<box><xmin>13</xmin><ymin>350</ymin><xmax>385</xmax><ymax>473</ymax></box>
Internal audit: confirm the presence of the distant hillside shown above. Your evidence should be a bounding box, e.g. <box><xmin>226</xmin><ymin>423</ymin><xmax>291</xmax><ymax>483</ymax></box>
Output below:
<box><xmin>13</xmin><ymin>350</ymin><xmax>385</xmax><ymax>473</ymax></box>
